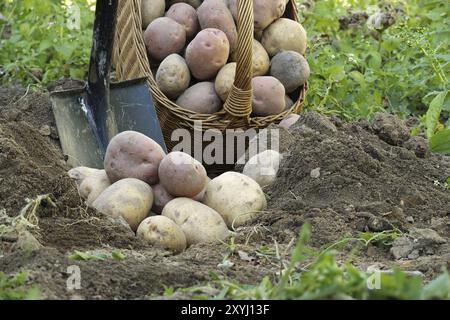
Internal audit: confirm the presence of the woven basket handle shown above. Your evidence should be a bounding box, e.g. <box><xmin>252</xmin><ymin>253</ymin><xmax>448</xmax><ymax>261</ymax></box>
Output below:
<box><xmin>223</xmin><ymin>0</ymin><xmax>254</xmax><ymax>120</ymax></box>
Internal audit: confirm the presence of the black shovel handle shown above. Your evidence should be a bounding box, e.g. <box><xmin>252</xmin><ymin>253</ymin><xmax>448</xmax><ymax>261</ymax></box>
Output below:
<box><xmin>86</xmin><ymin>0</ymin><xmax>118</xmax><ymax>152</ymax></box>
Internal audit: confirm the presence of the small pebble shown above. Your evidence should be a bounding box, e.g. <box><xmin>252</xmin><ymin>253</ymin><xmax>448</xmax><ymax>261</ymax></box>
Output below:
<box><xmin>310</xmin><ymin>167</ymin><xmax>321</xmax><ymax>179</ymax></box>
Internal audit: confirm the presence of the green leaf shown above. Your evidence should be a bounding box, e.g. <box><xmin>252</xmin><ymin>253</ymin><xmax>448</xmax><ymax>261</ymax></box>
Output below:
<box><xmin>69</xmin><ymin>250</ymin><xmax>91</xmax><ymax>261</ymax></box>
<box><xmin>421</xmin><ymin>271</ymin><xmax>450</xmax><ymax>299</ymax></box>
<box><xmin>111</xmin><ymin>250</ymin><xmax>126</xmax><ymax>261</ymax></box>
<box><xmin>429</xmin><ymin>129</ymin><xmax>450</xmax><ymax>154</ymax></box>
<box><xmin>349</xmin><ymin>71</ymin><xmax>366</xmax><ymax>88</ymax></box>
<box><xmin>426</xmin><ymin>91</ymin><xmax>448</xmax><ymax>139</ymax></box>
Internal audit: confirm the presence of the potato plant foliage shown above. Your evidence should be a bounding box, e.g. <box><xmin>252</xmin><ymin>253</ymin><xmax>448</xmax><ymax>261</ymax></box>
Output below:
<box><xmin>0</xmin><ymin>0</ymin><xmax>95</xmax><ymax>85</ymax></box>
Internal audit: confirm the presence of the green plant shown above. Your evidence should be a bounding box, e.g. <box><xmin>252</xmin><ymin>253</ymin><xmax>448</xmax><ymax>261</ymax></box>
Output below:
<box><xmin>0</xmin><ymin>271</ymin><xmax>40</xmax><ymax>300</ymax></box>
<box><xmin>69</xmin><ymin>249</ymin><xmax>126</xmax><ymax>261</ymax></box>
<box><xmin>172</xmin><ymin>224</ymin><xmax>450</xmax><ymax>300</ymax></box>
<box><xmin>300</xmin><ymin>0</ymin><xmax>449</xmax><ymax>124</ymax></box>
<box><xmin>0</xmin><ymin>0</ymin><xmax>95</xmax><ymax>86</ymax></box>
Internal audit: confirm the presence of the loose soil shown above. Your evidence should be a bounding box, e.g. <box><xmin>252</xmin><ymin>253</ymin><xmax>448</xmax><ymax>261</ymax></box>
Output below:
<box><xmin>0</xmin><ymin>85</ymin><xmax>448</xmax><ymax>299</ymax></box>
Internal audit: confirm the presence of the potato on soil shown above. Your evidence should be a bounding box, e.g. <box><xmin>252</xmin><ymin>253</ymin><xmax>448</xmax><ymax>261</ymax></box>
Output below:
<box><xmin>158</xmin><ymin>151</ymin><xmax>208</xmax><ymax>197</ymax></box>
<box><xmin>165</xmin><ymin>3</ymin><xmax>199</xmax><ymax>39</ymax></box>
<box><xmin>270</xmin><ymin>51</ymin><xmax>310</xmax><ymax>93</ymax></box>
<box><xmin>162</xmin><ymin>198</ymin><xmax>230</xmax><ymax>246</ymax></box>
<box><xmin>176</xmin><ymin>82</ymin><xmax>222</xmax><ymax>114</ymax></box>
<box><xmin>251</xmin><ymin>76</ymin><xmax>285</xmax><ymax>116</ymax></box>
<box><xmin>156</xmin><ymin>54</ymin><xmax>191</xmax><ymax>99</ymax></box>
<box><xmin>215</xmin><ymin>63</ymin><xmax>236</xmax><ymax>102</ymax></box>
<box><xmin>104</xmin><ymin>131</ymin><xmax>166</xmax><ymax>185</ymax></box>
<box><xmin>151</xmin><ymin>183</ymin><xmax>175</xmax><ymax>214</ymax></box>
<box><xmin>92</xmin><ymin>178</ymin><xmax>153</xmax><ymax>232</ymax></box>
<box><xmin>144</xmin><ymin>17</ymin><xmax>186</xmax><ymax>61</ymax></box>
<box><xmin>68</xmin><ymin>166</ymin><xmax>101</xmax><ymax>187</ymax></box>
<box><xmin>243</xmin><ymin>150</ymin><xmax>282</xmax><ymax>187</ymax></box>
<box><xmin>137</xmin><ymin>216</ymin><xmax>187</xmax><ymax>252</ymax></box>
<box><xmin>185</xmin><ymin>28</ymin><xmax>230</xmax><ymax>80</ymax></box>
<box><xmin>198</xmin><ymin>0</ymin><xmax>237</xmax><ymax>52</ymax></box>
<box><xmin>203</xmin><ymin>172</ymin><xmax>267</xmax><ymax>228</ymax></box>
<box><xmin>279</xmin><ymin>113</ymin><xmax>300</xmax><ymax>130</ymax></box>
<box><xmin>141</xmin><ymin>0</ymin><xmax>165</xmax><ymax>29</ymax></box>
<box><xmin>228</xmin><ymin>0</ymin><xmax>287</xmax><ymax>33</ymax></box>
<box><xmin>262</xmin><ymin>18</ymin><xmax>307</xmax><ymax>56</ymax></box>
<box><xmin>79</xmin><ymin>169</ymin><xmax>111</xmax><ymax>207</ymax></box>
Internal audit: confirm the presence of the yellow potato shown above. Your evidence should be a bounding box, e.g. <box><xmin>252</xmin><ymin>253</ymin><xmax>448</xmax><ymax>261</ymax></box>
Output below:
<box><xmin>156</xmin><ymin>54</ymin><xmax>191</xmax><ymax>99</ymax></box>
<box><xmin>79</xmin><ymin>170</ymin><xmax>111</xmax><ymax>206</ymax></box>
<box><xmin>68</xmin><ymin>166</ymin><xmax>101</xmax><ymax>187</ymax></box>
<box><xmin>230</xmin><ymin>39</ymin><xmax>270</xmax><ymax>77</ymax></box>
<box><xmin>162</xmin><ymin>198</ymin><xmax>230</xmax><ymax>246</ymax></box>
<box><xmin>261</xmin><ymin>18</ymin><xmax>307</xmax><ymax>56</ymax></box>
<box><xmin>242</xmin><ymin>150</ymin><xmax>282</xmax><ymax>187</ymax></box>
<box><xmin>203</xmin><ymin>172</ymin><xmax>267</xmax><ymax>228</ymax></box>
<box><xmin>214</xmin><ymin>63</ymin><xmax>236</xmax><ymax>102</ymax></box>
<box><xmin>141</xmin><ymin>0</ymin><xmax>165</xmax><ymax>28</ymax></box>
<box><xmin>92</xmin><ymin>178</ymin><xmax>153</xmax><ymax>232</ymax></box>
<box><xmin>137</xmin><ymin>216</ymin><xmax>187</xmax><ymax>252</ymax></box>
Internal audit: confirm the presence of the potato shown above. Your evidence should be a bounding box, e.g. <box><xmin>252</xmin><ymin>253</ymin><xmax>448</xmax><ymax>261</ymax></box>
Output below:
<box><xmin>251</xmin><ymin>76</ymin><xmax>285</xmax><ymax>116</ymax></box>
<box><xmin>162</xmin><ymin>198</ymin><xmax>229</xmax><ymax>245</ymax></box>
<box><xmin>243</xmin><ymin>150</ymin><xmax>282</xmax><ymax>187</ymax></box>
<box><xmin>166</xmin><ymin>0</ymin><xmax>202</xmax><ymax>9</ymax></box>
<box><xmin>185</xmin><ymin>28</ymin><xmax>230</xmax><ymax>80</ymax></box>
<box><xmin>92</xmin><ymin>178</ymin><xmax>153</xmax><ymax>232</ymax></box>
<box><xmin>144</xmin><ymin>17</ymin><xmax>186</xmax><ymax>61</ymax></box>
<box><xmin>279</xmin><ymin>114</ymin><xmax>300</xmax><ymax>130</ymax></box>
<box><xmin>176</xmin><ymin>82</ymin><xmax>222</xmax><ymax>114</ymax></box>
<box><xmin>156</xmin><ymin>54</ymin><xmax>190</xmax><ymax>99</ymax></box>
<box><xmin>230</xmin><ymin>39</ymin><xmax>270</xmax><ymax>77</ymax></box>
<box><xmin>68</xmin><ymin>167</ymin><xmax>101</xmax><ymax>188</ymax></box>
<box><xmin>198</xmin><ymin>0</ymin><xmax>237</xmax><ymax>52</ymax></box>
<box><xmin>192</xmin><ymin>176</ymin><xmax>210</xmax><ymax>202</ymax></box>
<box><xmin>104</xmin><ymin>131</ymin><xmax>166</xmax><ymax>185</ymax></box>
<box><xmin>285</xmin><ymin>95</ymin><xmax>294</xmax><ymax>110</ymax></box>
<box><xmin>215</xmin><ymin>63</ymin><xmax>236</xmax><ymax>102</ymax></box>
<box><xmin>151</xmin><ymin>183</ymin><xmax>175</xmax><ymax>214</ymax></box>
<box><xmin>79</xmin><ymin>170</ymin><xmax>111</xmax><ymax>206</ymax></box>
<box><xmin>203</xmin><ymin>172</ymin><xmax>267</xmax><ymax>228</ymax></box>
<box><xmin>228</xmin><ymin>0</ymin><xmax>287</xmax><ymax>33</ymax></box>
<box><xmin>141</xmin><ymin>0</ymin><xmax>165</xmax><ymax>28</ymax></box>
<box><xmin>137</xmin><ymin>216</ymin><xmax>187</xmax><ymax>252</ymax></box>
<box><xmin>158</xmin><ymin>151</ymin><xmax>208</xmax><ymax>197</ymax></box>
<box><xmin>270</xmin><ymin>51</ymin><xmax>310</xmax><ymax>93</ymax></box>
<box><xmin>262</xmin><ymin>18</ymin><xmax>307</xmax><ymax>56</ymax></box>
<box><xmin>165</xmin><ymin>3</ymin><xmax>199</xmax><ymax>39</ymax></box>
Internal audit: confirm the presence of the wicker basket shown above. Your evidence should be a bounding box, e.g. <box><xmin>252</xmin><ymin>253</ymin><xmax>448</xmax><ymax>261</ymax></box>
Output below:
<box><xmin>113</xmin><ymin>0</ymin><xmax>307</xmax><ymax>167</ymax></box>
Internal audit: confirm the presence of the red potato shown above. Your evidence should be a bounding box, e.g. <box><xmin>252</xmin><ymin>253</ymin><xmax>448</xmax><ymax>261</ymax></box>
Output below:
<box><xmin>176</xmin><ymin>82</ymin><xmax>222</xmax><ymax>114</ymax></box>
<box><xmin>279</xmin><ymin>114</ymin><xmax>300</xmax><ymax>130</ymax></box>
<box><xmin>165</xmin><ymin>3</ymin><xmax>199</xmax><ymax>39</ymax></box>
<box><xmin>185</xmin><ymin>28</ymin><xmax>230</xmax><ymax>80</ymax></box>
<box><xmin>228</xmin><ymin>0</ymin><xmax>287</xmax><ymax>33</ymax></box>
<box><xmin>143</xmin><ymin>17</ymin><xmax>186</xmax><ymax>61</ymax></box>
<box><xmin>104</xmin><ymin>131</ymin><xmax>166</xmax><ymax>185</ymax></box>
<box><xmin>166</xmin><ymin>0</ymin><xmax>203</xmax><ymax>9</ymax></box>
<box><xmin>158</xmin><ymin>151</ymin><xmax>208</xmax><ymax>197</ymax></box>
<box><xmin>151</xmin><ymin>183</ymin><xmax>175</xmax><ymax>214</ymax></box>
<box><xmin>197</xmin><ymin>0</ymin><xmax>237</xmax><ymax>52</ymax></box>
<box><xmin>251</xmin><ymin>76</ymin><xmax>285</xmax><ymax>116</ymax></box>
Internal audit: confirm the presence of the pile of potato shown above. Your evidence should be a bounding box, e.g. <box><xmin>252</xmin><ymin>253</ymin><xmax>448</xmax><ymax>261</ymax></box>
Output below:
<box><xmin>142</xmin><ymin>0</ymin><xmax>310</xmax><ymax>116</ymax></box>
<box><xmin>68</xmin><ymin>131</ymin><xmax>267</xmax><ymax>253</ymax></box>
